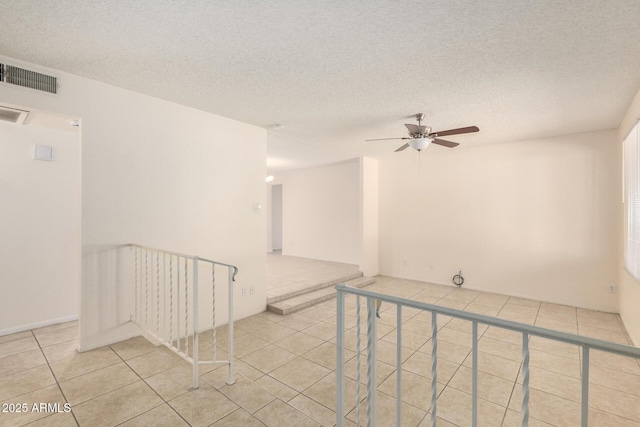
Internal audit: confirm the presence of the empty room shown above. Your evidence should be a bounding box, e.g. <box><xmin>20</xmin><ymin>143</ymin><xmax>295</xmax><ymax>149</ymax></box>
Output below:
<box><xmin>1</xmin><ymin>1</ymin><xmax>640</xmax><ymax>426</ymax></box>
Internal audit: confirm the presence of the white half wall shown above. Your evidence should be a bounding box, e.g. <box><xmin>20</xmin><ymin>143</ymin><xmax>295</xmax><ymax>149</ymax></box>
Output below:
<box><xmin>618</xmin><ymin>87</ymin><xmax>640</xmax><ymax>345</ymax></box>
<box><xmin>277</xmin><ymin>160</ymin><xmax>360</xmax><ymax>264</ymax></box>
<box><xmin>0</xmin><ymin>55</ymin><xmax>267</xmax><ymax>350</ymax></box>
<box><xmin>0</xmin><ymin>121</ymin><xmax>81</xmax><ymax>334</ymax></box>
<box><xmin>379</xmin><ymin>130</ymin><xmax>620</xmax><ymax>312</ymax></box>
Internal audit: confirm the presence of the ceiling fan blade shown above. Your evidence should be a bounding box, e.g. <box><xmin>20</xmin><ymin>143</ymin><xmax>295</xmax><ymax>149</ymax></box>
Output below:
<box><xmin>395</xmin><ymin>143</ymin><xmax>410</xmax><ymax>152</ymax></box>
<box><xmin>405</xmin><ymin>124</ymin><xmax>427</xmax><ymax>135</ymax></box>
<box><xmin>365</xmin><ymin>137</ymin><xmax>410</xmax><ymax>141</ymax></box>
<box><xmin>430</xmin><ymin>126</ymin><xmax>479</xmax><ymax>137</ymax></box>
<box><xmin>431</xmin><ymin>138</ymin><xmax>460</xmax><ymax>148</ymax></box>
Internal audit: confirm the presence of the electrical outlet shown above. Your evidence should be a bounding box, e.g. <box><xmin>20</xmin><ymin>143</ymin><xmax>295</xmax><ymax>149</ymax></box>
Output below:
<box><xmin>250</xmin><ymin>287</ymin><xmax>255</xmax><ymax>295</ymax></box>
<box><xmin>242</xmin><ymin>287</ymin><xmax>247</xmax><ymax>296</ymax></box>
<box><xmin>608</xmin><ymin>285</ymin><xmax>618</xmax><ymax>294</ymax></box>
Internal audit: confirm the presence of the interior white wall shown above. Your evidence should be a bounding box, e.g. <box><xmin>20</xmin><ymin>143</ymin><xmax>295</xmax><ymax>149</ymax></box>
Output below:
<box><xmin>0</xmin><ymin>55</ymin><xmax>267</xmax><ymax>350</ymax></box>
<box><xmin>277</xmin><ymin>160</ymin><xmax>360</xmax><ymax>264</ymax></box>
<box><xmin>379</xmin><ymin>130</ymin><xmax>620</xmax><ymax>312</ymax></box>
<box><xmin>271</xmin><ymin>184</ymin><xmax>283</xmax><ymax>250</ymax></box>
<box><xmin>359</xmin><ymin>157</ymin><xmax>379</xmax><ymax>277</ymax></box>
<box><xmin>0</xmin><ymin>121</ymin><xmax>81</xmax><ymax>334</ymax></box>
<box><xmin>266</xmin><ymin>182</ymin><xmax>273</xmax><ymax>252</ymax></box>
<box><xmin>618</xmin><ymin>87</ymin><xmax>640</xmax><ymax>345</ymax></box>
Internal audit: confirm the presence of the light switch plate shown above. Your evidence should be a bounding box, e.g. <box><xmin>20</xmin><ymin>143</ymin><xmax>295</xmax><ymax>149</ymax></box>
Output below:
<box><xmin>33</xmin><ymin>145</ymin><xmax>53</xmax><ymax>161</ymax></box>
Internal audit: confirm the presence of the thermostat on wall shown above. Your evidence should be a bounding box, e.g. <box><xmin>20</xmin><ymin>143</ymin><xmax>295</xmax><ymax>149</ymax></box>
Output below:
<box><xmin>33</xmin><ymin>145</ymin><xmax>53</xmax><ymax>161</ymax></box>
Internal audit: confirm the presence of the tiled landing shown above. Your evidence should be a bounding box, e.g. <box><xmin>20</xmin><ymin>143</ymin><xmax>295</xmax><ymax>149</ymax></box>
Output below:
<box><xmin>267</xmin><ymin>252</ymin><xmax>360</xmax><ymax>302</ymax></box>
<box><xmin>2</xmin><ymin>277</ymin><xmax>640</xmax><ymax>426</ymax></box>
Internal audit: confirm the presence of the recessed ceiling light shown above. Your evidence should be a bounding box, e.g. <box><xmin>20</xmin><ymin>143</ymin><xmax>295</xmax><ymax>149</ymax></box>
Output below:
<box><xmin>273</xmin><ymin>124</ymin><xmax>285</xmax><ymax>130</ymax></box>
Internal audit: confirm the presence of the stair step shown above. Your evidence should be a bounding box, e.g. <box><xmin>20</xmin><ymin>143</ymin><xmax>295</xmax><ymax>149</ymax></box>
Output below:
<box><xmin>267</xmin><ymin>271</ymin><xmax>363</xmax><ymax>304</ymax></box>
<box><xmin>267</xmin><ymin>276</ymin><xmax>375</xmax><ymax>315</ymax></box>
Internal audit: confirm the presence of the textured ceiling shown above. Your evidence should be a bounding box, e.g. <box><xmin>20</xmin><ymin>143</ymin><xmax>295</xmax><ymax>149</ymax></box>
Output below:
<box><xmin>1</xmin><ymin>1</ymin><xmax>640</xmax><ymax>171</ymax></box>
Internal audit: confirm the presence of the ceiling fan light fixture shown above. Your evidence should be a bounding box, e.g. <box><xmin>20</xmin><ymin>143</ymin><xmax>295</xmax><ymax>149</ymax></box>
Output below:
<box><xmin>365</xmin><ymin>114</ymin><xmax>478</xmax><ymax>152</ymax></box>
<box><xmin>409</xmin><ymin>137</ymin><xmax>432</xmax><ymax>151</ymax></box>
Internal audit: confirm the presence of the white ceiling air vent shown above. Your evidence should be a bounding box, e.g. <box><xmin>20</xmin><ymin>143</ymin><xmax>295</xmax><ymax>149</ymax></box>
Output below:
<box><xmin>0</xmin><ymin>106</ymin><xmax>29</xmax><ymax>124</ymax></box>
<box><xmin>0</xmin><ymin>63</ymin><xmax>57</xmax><ymax>94</ymax></box>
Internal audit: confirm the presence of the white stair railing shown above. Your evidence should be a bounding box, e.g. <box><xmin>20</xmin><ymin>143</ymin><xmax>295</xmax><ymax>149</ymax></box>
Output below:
<box><xmin>129</xmin><ymin>244</ymin><xmax>238</xmax><ymax>389</ymax></box>
<box><xmin>335</xmin><ymin>284</ymin><xmax>640</xmax><ymax>427</ymax></box>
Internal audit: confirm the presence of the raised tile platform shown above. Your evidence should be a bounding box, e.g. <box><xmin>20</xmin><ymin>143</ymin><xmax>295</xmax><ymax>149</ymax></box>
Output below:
<box><xmin>267</xmin><ymin>275</ymin><xmax>375</xmax><ymax>315</ymax></box>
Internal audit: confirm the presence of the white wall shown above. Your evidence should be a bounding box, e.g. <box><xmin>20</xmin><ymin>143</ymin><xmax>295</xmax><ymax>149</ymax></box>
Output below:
<box><xmin>0</xmin><ymin>121</ymin><xmax>81</xmax><ymax>334</ymax></box>
<box><xmin>379</xmin><ymin>130</ymin><xmax>620</xmax><ymax>312</ymax></box>
<box><xmin>359</xmin><ymin>157</ymin><xmax>379</xmax><ymax>277</ymax></box>
<box><xmin>266</xmin><ymin>181</ymin><xmax>273</xmax><ymax>252</ymax></box>
<box><xmin>277</xmin><ymin>160</ymin><xmax>360</xmax><ymax>264</ymax></box>
<box><xmin>618</xmin><ymin>87</ymin><xmax>640</xmax><ymax>345</ymax></box>
<box><xmin>0</xmin><ymin>55</ymin><xmax>267</xmax><ymax>350</ymax></box>
<box><xmin>271</xmin><ymin>184</ymin><xmax>283</xmax><ymax>250</ymax></box>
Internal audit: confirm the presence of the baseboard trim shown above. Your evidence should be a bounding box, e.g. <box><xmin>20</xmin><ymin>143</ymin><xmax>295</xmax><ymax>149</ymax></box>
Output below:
<box><xmin>0</xmin><ymin>314</ymin><xmax>79</xmax><ymax>337</ymax></box>
<box><xmin>377</xmin><ymin>273</ymin><xmax>620</xmax><ymax>314</ymax></box>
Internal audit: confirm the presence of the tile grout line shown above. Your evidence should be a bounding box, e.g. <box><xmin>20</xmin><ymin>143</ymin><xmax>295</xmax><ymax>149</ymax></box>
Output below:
<box><xmin>109</xmin><ymin>344</ymin><xmax>193</xmax><ymax>427</ymax></box>
<box><xmin>247</xmin><ymin>322</ymin><xmax>341</xmax><ymax>414</ymax></box>
<box><xmin>31</xmin><ymin>329</ymin><xmax>81</xmax><ymax>427</ymax></box>
<box><xmin>210</xmin><ymin>407</ymin><xmax>268</xmax><ymax>427</ymax></box>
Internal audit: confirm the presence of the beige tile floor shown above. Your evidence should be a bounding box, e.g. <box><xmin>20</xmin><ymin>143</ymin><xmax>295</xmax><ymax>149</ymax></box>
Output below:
<box><xmin>2</xmin><ymin>276</ymin><xmax>640</xmax><ymax>426</ymax></box>
<box><xmin>267</xmin><ymin>251</ymin><xmax>360</xmax><ymax>301</ymax></box>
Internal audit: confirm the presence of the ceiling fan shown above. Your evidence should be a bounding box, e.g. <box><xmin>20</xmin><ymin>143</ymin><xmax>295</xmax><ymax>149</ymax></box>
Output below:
<box><xmin>367</xmin><ymin>113</ymin><xmax>479</xmax><ymax>152</ymax></box>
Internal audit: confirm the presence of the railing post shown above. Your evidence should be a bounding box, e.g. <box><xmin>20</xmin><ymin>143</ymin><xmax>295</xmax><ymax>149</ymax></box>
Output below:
<box><xmin>522</xmin><ymin>333</ymin><xmax>530</xmax><ymax>427</ymax></box>
<box><xmin>212</xmin><ymin>265</ymin><xmax>217</xmax><ymax>361</ymax></box>
<box><xmin>169</xmin><ymin>255</ymin><xmax>174</xmax><ymax>346</ymax></box>
<box><xmin>336</xmin><ymin>285</ymin><xmax>346</xmax><ymax>427</ymax></box>
<box><xmin>356</xmin><ymin>295</ymin><xmax>362</xmax><ymax>427</ymax></box>
<box><xmin>184</xmin><ymin>257</ymin><xmax>189</xmax><ymax>357</ymax></box>
<box><xmin>431</xmin><ymin>312</ymin><xmax>438</xmax><ymax>427</ymax></box>
<box><xmin>133</xmin><ymin>247</ymin><xmax>138</xmax><ymax>321</ymax></box>
<box><xmin>177</xmin><ymin>257</ymin><xmax>181</xmax><ymax>352</ymax></box>
<box><xmin>472</xmin><ymin>321</ymin><xmax>478</xmax><ymax>427</ymax></box>
<box><xmin>367</xmin><ymin>297</ymin><xmax>377</xmax><ymax>427</ymax></box>
<box><xmin>226</xmin><ymin>266</ymin><xmax>236</xmax><ymax>385</ymax></box>
<box><xmin>163</xmin><ymin>253</ymin><xmax>166</xmax><ymax>341</ymax></box>
<box><xmin>145</xmin><ymin>249</ymin><xmax>149</xmax><ymax>327</ymax></box>
<box><xmin>581</xmin><ymin>346</ymin><xmax>590</xmax><ymax>427</ymax></box>
<box><xmin>396</xmin><ymin>304</ymin><xmax>402</xmax><ymax>426</ymax></box>
<box><xmin>156</xmin><ymin>251</ymin><xmax>160</xmax><ymax>336</ymax></box>
<box><xmin>192</xmin><ymin>256</ymin><xmax>199</xmax><ymax>389</ymax></box>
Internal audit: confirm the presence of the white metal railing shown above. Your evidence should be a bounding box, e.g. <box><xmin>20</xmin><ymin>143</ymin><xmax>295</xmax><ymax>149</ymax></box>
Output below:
<box><xmin>335</xmin><ymin>284</ymin><xmax>640</xmax><ymax>427</ymax></box>
<box><xmin>129</xmin><ymin>244</ymin><xmax>238</xmax><ymax>389</ymax></box>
